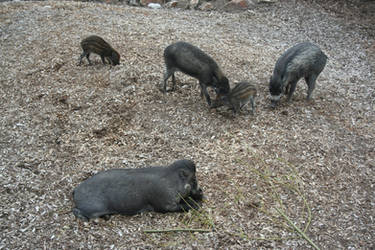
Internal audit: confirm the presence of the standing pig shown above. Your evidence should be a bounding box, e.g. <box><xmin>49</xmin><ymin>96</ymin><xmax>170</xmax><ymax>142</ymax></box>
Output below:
<box><xmin>72</xmin><ymin>159</ymin><xmax>203</xmax><ymax>221</ymax></box>
<box><xmin>162</xmin><ymin>41</ymin><xmax>230</xmax><ymax>107</ymax></box>
<box><xmin>213</xmin><ymin>81</ymin><xmax>257</xmax><ymax>115</ymax></box>
<box><xmin>269</xmin><ymin>42</ymin><xmax>327</xmax><ymax>107</ymax></box>
<box><xmin>78</xmin><ymin>35</ymin><xmax>120</xmax><ymax>66</ymax></box>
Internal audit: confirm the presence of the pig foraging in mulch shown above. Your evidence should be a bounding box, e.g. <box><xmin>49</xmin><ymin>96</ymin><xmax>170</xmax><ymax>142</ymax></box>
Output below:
<box><xmin>162</xmin><ymin>41</ymin><xmax>230</xmax><ymax>107</ymax></box>
<box><xmin>213</xmin><ymin>81</ymin><xmax>257</xmax><ymax>115</ymax></box>
<box><xmin>269</xmin><ymin>42</ymin><xmax>327</xmax><ymax>107</ymax></box>
<box><xmin>78</xmin><ymin>35</ymin><xmax>120</xmax><ymax>66</ymax></box>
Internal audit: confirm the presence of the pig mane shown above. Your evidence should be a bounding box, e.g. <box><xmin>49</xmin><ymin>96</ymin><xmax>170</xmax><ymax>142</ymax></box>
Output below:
<box><xmin>274</xmin><ymin>42</ymin><xmax>311</xmax><ymax>81</ymax></box>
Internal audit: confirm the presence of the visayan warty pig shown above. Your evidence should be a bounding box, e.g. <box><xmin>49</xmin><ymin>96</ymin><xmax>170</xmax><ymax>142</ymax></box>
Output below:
<box><xmin>72</xmin><ymin>159</ymin><xmax>203</xmax><ymax>221</ymax></box>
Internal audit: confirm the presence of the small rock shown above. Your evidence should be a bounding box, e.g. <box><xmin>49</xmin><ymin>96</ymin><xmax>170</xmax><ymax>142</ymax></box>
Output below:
<box><xmin>199</xmin><ymin>2</ymin><xmax>214</xmax><ymax>11</ymax></box>
<box><xmin>128</xmin><ymin>0</ymin><xmax>139</xmax><ymax>6</ymax></box>
<box><xmin>165</xmin><ymin>0</ymin><xmax>178</xmax><ymax>8</ymax></box>
<box><xmin>257</xmin><ymin>0</ymin><xmax>277</xmax><ymax>3</ymax></box>
<box><xmin>222</xmin><ymin>0</ymin><xmax>254</xmax><ymax>12</ymax></box>
<box><xmin>188</xmin><ymin>0</ymin><xmax>200</xmax><ymax>9</ymax></box>
<box><xmin>148</xmin><ymin>3</ymin><xmax>162</xmax><ymax>8</ymax></box>
<box><xmin>140</xmin><ymin>0</ymin><xmax>163</xmax><ymax>7</ymax></box>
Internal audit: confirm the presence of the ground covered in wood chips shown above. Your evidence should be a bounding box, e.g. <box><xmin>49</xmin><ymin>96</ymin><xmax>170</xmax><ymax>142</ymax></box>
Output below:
<box><xmin>1</xmin><ymin>0</ymin><xmax>374</xmax><ymax>249</ymax></box>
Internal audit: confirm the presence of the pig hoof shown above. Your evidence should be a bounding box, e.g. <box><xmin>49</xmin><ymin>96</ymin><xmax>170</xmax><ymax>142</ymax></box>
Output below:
<box><xmin>100</xmin><ymin>214</ymin><xmax>111</xmax><ymax>221</ymax></box>
<box><xmin>159</xmin><ymin>87</ymin><xmax>174</xmax><ymax>93</ymax></box>
<box><xmin>270</xmin><ymin>103</ymin><xmax>277</xmax><ymax>109</ymax></box>
<box><xmin>72</xmin><ymin>208</ymin><xmax>89</xmax><ymax>222</ymax></box>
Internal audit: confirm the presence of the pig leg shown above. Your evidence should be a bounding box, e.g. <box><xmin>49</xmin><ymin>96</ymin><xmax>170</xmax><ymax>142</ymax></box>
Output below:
<box><xmin>287</xmin><ymin>80</ymin><xmax>298</xmax><ymax>102</ymax></box>
<box><xmin>162</xmin><ymin>68</ymin><xmax>175</xmax><ymax>93</ymax></box>
<box><xmin>100</xmin><ymin>55</ymin><xmax>106</xmax><ymax>65</ymax></box>
<box><xmin>210</xmin><ymin>97</ymin><xmax>224</xmax><ymax>109</ymax></box>
<box><xmin>151</xmin><ymin>190</ymin><xmax>199</xmax><ymax>213</ymax></box>
<box><xmin>231</xmin><ymin>99</ymin><xmax>240</xmax><ymax>115</ymax></box>
<box><xmin>73</xmin><ymin>202</ymin><xmax>111</xmax><ymax>221</ymax></box>
<box><xmin>178</xmin><ymin>197</ymin><xmax>201</xmax><ymax>211</ymax></box>
<box><xmin>72</xmin><ymin>208</ymin><xmax>90</xmax><ymax>222</ymax></box>
<box><xmin>106</xmin><ymin>57</ymin><xmax>114</xmax><ymax>65</ymax></box>
<box><xmin>86</xmin><ymin>53</ymin><xmax>92</xmax><ymax>65</ymax></box>
<box><xmin>164</xmin><ymin>196</ymin><xmax>201</xmax><ymax>212</ymax></box>
<box><xmin>199</xmin><ymin>82</ymin><xmax>212</xmax><ymax>107</ymax></box>
<box><xmin>250</xmin><ymin>97</ymin><xmax>255</xmax><ymax>115</ymax></box>
<box><xmin>305</xmin><ymin>74</ymin><xmax>318</xmax><ymax>100</ymax></box>
<box><xmin>151</xmin><ymin>198</ymin><xmax>181</xmax><ymax>213</ymax></box>
<box><xmin>171</xmin><ymin>73</ymin><xmax>176</xmax><ymax>90</ymax></box>
<box><xmin>100</xmin><ymin>214</ymin><xmax>111</xmax><ymax>221</ymax></box>
<box><xmin>182</xmin><ymin>186</ymin><xmax>203</xmax><ymax>210</ymax></box>
<box><xmin>285</xmin><ymin>82</ymin><xmax>291</xmax><ymax>95</ymax></box>
<box><xmin>238</xmin><ymin>98</ymin><xmax>254</xmax><ymax>115</ymax></box>
<box><xmin>109</xmin><ymin>58</ymin><xmax>116</xmax><ymax>66</ymax></box>
<box><xmin>78</xmin><ymin>51</ymin><xmax>89</xmax><ymax>66</ymax></box>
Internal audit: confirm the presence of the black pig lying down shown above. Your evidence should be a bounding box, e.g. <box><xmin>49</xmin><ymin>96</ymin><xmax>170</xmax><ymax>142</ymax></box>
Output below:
<box><xmin>72</xmin><ymin>159</ymin><xmax>203</xmax><ymax>221</ymax></box>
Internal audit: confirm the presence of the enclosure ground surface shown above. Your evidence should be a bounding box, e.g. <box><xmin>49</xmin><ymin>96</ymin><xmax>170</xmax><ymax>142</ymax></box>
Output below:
<box><xmin>0</xmin><ymin>0</ymin><xmax>374</xmax><ymax>249</ymax></box>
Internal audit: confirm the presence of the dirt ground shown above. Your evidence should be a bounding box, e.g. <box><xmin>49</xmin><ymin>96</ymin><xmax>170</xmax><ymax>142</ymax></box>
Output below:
<box><xmin>0</xmin><ymin>0</ymin><xmax>374</xmax><ymax>249</ymax></box>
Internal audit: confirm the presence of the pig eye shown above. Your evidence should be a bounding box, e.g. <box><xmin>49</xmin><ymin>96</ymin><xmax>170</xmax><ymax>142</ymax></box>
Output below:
<box><xmin>179</xmin><ymin>169</ymin><xmax>189</xmax><ymax>180</ymax></box>
<box><xmin>269</xmin><ymin>85</ymin><xmax>281</xmax><ymax>95</ymax></box>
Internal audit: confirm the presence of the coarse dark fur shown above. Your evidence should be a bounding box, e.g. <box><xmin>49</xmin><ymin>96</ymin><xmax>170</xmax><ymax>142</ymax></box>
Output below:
<box><xmin>213</xmin><ymin>81</ymin><xmax>257</xmax><ymax>115</ymax></box>
<box><xmin>162</xmin><ymin>41</ymin><xmax>230</xmax><ymax>106</ymax></box>
<box><xmin>72</xmin><ymin>159</ymin><xmax>203</xmax><ymax>221</ymax></box>
<box><xmin>78</xmin><ymin>35</ymin><xmax>120</xmax><ymax>66</ymax></box>
<box><xmin>269</xmin><ymin>42</ymin><xmax>327</xmax><ymax>107</ymax></box>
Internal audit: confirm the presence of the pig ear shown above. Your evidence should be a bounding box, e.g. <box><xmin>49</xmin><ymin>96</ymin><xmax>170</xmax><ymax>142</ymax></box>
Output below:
<box><xmin>179</xmin><ymin>169</ymin><xmax>189</xmax><ymax>180</ymax></box>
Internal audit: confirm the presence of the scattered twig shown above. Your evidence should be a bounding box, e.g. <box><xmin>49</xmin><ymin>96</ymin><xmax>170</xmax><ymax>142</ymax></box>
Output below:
<box><xmin>243</xmin><ymin>155</ymin><xmax>317</xmax><ymax>244</ymax></box>
<box><xmin>248</xmin><ymin>236</ymin><xmax>299</xmax><ymax>241</ymax></box>
<box><xmin>275</xmin><ymin>157</ymin><xmax>312</xmax><ymax>233</ymax></box>
<box><xmin>275</xmin><ymin>207</ymin><xmax>320</xmax><ymax>250</ymax></box>
<box><xmin>144</xmin><ymin>228</ymin><xmax>211</xmax><ymax>233</ymax></box>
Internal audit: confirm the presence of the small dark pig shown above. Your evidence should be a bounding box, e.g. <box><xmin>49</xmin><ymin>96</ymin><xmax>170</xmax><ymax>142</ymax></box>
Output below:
<box><xmin>269</xmin><ymin>42</ymin><xmax>327</xmax><ymax>107</ymax></box>
<box><xmin>213</xmin><ymin>81</ymin><xmax>257</xmax><ymax>115</ymax></box>
<box><xmin>78</xmin><ymin>35</ymin><xmax>120</xmax><ymax>66</ymax></box>
<box><xmin>162</xmin><ymin>41</ymin><xmax>230</xmax><ymax>106</ymax></box>
<box><xmin>72</xmin><ymin>159</ymin><xmax>203</xmax><ymax>221</ymax></box>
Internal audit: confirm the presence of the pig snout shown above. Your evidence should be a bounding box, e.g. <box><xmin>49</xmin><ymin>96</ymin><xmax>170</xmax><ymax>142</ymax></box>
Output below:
<box><xmin>190</xmin><ymin>186</ymin><xmax>204</xmax><ymax>201</ymax></box>
<box><xmin>270</xmin><ymin>94</ymin><xmax>281</xmax><ymax>108</ymax></box>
